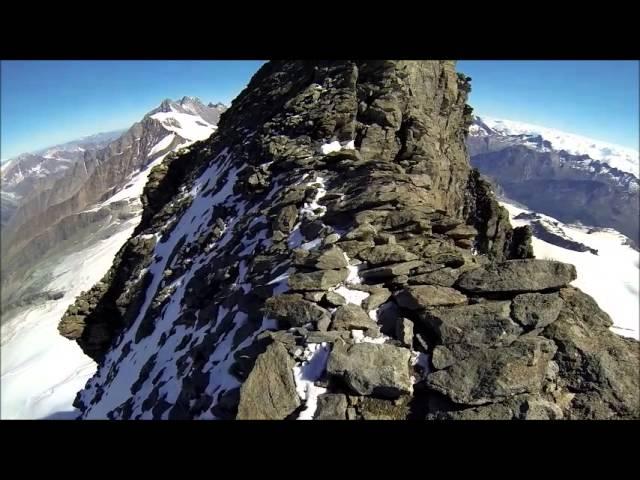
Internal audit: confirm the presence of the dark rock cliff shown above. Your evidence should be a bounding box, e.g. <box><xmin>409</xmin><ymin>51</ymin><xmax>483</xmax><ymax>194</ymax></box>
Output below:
<box><xmin>58</xmin><ymin>60</ymin><xmax>639</xmax><ymax>420</ymax></box>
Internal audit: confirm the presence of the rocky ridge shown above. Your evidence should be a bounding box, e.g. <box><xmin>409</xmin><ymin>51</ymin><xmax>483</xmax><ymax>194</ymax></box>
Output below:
<box><xmin>59</xmin><ymin>61</ymin><xmax>639</xmax><ymax>420</ymax></box>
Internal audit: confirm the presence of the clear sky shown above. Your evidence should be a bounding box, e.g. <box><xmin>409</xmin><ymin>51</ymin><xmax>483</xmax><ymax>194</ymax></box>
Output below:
<box><xmin>457</xmin><ymin>60</ymin><xmax>639</xmax><ymax>149</ymax></box>
<box><xmin>1</xmin><ymin>60</ymin><xmax>638</xmax><ymax>161</ymax></box>
<box><xmin>1</xmin><ymin>60</ymin><xmax>266</xmax><ymax>161</ymax></box>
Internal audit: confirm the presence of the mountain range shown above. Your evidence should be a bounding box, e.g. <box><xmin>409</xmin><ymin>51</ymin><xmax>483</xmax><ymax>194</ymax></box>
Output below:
<box><xmin>468</xmin><ymin>116</ymin><xmax>639</xmax><ymax>245</ymax></box>
<box><xmin>1</xmin><ymin>62</ymin><xmax>637</xmax><ymax>420</ymax></box>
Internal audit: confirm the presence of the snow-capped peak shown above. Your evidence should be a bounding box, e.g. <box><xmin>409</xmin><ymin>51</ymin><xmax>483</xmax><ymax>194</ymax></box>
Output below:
<box><xmin>477</xmin><ymin>116</ymin><xmax>639</xmax><ymax>178</ymax></box>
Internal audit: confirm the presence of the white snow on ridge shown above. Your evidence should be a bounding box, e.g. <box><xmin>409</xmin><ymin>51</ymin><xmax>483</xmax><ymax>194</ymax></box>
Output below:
<box><xmin>502</xmin><ymin>201</ymin><xmax>639</xmax><ymax>339</ymax></box>
<box><xmin>148</xmin><ymin>133</ymin><xmax>176</xmax><ymax>157</ymax></box>
<box><xmin>481</xmin><ymin>116</ymin><xmax>639</xmax><ymax>178</ymax></box>
<box><xmin>151</xmin><ymin>111</ymin><xmax>216</xmax><ymax>143</ymax></box>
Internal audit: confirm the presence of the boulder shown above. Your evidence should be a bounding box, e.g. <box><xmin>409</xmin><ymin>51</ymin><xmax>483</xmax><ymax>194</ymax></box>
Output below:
<box><xmin>313</xmin><ymin>393</ymin><xmax>348</xmax><ymax>420</ymax></box>
<box><xmin>544</xmin><ymin>287</ymin><xmax>640</xmax><ymax>419</ymax></box>
<box><xmin>419</xmin><ymin>301</ymin><xmax>522</xmax><ymax>347</ymax></box>
<box><xmin>336</xmin><ymin>239</ymin><xmax>375</xmax><ymax>258</ymax></box>
<box><xmin>394</xmin><ymin>285</ymin><xmax>467</xmax><ymax>310</ymax></box>
<box><xmin>456</xmin><ymin>259</ymin><xmax>576</xmax><ymax>293</ymax></box>
<box><xmin>408</xmin><ymin>267</ymin><xmax>461</xmax><ymax>287</ymax></box>
<box><xmin>362</xmin><ymin>287</ymin><xmax>392</xmax><ymax>311</ymax></box>
<box><xmin>327</xmin><ymin>342</ymin><xmax>412</xmax><ymax>398</ymax></box>
<box><xmin>288</xmin><ymin>269</ymin><xmax>349</xmax><ymax>291</ymax></box>
<box><xmin>294</xmin><ymin>246</ymin><xmax>349</xmax><ymax>270</ymax></box>
<box><xmin>273</xmin><ymin>204</ymin><xmax>299</xmax><ymax>233</ymax></box>
<box><xmin>359</xmin><ymin>244</ymin><xmax>418</xmax><ymax>266</ymax></box>
<box><xmin>445</xmin><ymin>224</ymin><xmax>477</xmax><ymax>240</ymax></box>
<box><xmin>360</xmin><ymin>260</ymin><xmax>423</xmax><ymax>281</ymax></box>
<box><xmin>264</xmin><ymin>294</ymin><xmax>331</xmax><ymax>327</ymax></box>
<box><xmin>324</xmin><ymin>291</ymin><xmax>347</xmax><ymax>307</ymax></box>
<box><xmin>426</xmin><ymin>336</ymin><xmax>557</xmax><ymax>405</ymax></box>
<box><xmin>512</xmin><ymin>292</ymin><xmax>564</xmax><ymax>329</ymax></box>
<box><xmin>236</xmin><ymin>342</ymin><xmax>301</xmax><ymax>419</ymax></box>
<box><xmin>315</xmin><ymin>247</ymin><xmax>349</xmax><ymax>270</ymax></box>
<box><xmin>331</xmin><ymin>304</ymin><xmax>377</xmax><ymax>331</ymax></box>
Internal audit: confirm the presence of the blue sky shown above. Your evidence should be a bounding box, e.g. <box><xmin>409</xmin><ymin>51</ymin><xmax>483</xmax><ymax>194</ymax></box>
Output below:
<box><xmin>457</xmin><ymin>60</ymin><xmax>639</xmax><ymax>148</ymax></box>
<box><xmin>1</xmin><ymin>60</ymin><xmax>638</xmax><ymax>161</ymax></box>
<box><xmin>1</xmin><ymin>60</ymin><xmax>266</xmax><ymax>160</ymax></box>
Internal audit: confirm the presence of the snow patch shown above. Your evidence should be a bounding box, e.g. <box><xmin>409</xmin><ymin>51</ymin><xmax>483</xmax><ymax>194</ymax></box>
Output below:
<box><xmin>293</xmin><ymin>343</ymin><xmax>330</xmax><ymax>420</ymax></box>
<box><xmin>502</xmin><ymin>200</ymin><xmax>639</xmax><ymax>339</ymax></box>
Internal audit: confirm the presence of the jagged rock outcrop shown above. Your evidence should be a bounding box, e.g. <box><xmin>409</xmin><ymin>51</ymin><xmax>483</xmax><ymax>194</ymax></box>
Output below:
<box><xmin>59</xmin><ymin>60</ymin><xmax>639</xmax><ymax>420</ymax></box>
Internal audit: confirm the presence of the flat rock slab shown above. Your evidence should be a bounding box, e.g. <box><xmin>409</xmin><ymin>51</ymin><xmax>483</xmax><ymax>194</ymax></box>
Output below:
<box><xmin>456</xmin><ymin>259</ymin><xmax>576</xmax><ymax>293</ymax></box>
<box><xmin>426</xmin><ymin>336</ymin><xmax>557</xmax><ymax>405</ymax></box>
<box><xmin>237</xmin><ymin>342</ymin><xmax>301</xmax><ymax>419</ymax></box>
<box><xmin>419</xmin><ymin>301</ymin><xmax>522</xmax><ymax>347</ymax></box>
<box><xmin>288</xmin><ymin>268</ymin><xmax>349</xmax><ymax>291</ymax></box>
<box><xmin>408</xmin><ymin>267</ymin><xmax>461</xmax><ymax>287</ymax></box>
<box><xmin>327</xmin><ymin>342</ymin><xmax>412</xmax><ymax>398</ymax></box>
<box><xmin>394</xmin><ymin>285</ymin><xmax>467</xmax><ymax>310</ymax></box>
<box><xmin>360</xmin><ymin>260</ymin><xmax>424</xmax><ymax>281</ymax></box>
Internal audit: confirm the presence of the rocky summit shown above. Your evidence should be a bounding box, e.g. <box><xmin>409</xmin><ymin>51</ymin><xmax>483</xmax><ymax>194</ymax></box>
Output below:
<box><xmin>58</xmin><ymin>61</ymin><xmax>639</xmax><ymax>420</ymax></box>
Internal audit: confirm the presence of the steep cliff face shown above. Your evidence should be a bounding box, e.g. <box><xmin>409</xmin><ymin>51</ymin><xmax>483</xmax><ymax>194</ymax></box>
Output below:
<box><xmin>59</xmin><ymin>60</ymin><xmax>639</xmax><ymax>420</ymax></box>
<box><xmin>1</xmin><ymin>99</ymin><xmax>224</xmax><ymax>313</ymax></box>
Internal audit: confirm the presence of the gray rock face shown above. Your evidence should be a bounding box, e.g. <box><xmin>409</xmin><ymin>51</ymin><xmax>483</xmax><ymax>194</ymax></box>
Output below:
<box><xmin>512</xmin><ymin>292</ymin><xmax>564</xmax><ymax>329</ymax></box>
<box><xmin>420</xmin><ymin>301</ymin><xmax>522</xmax><ymax>347</ymax></box>
<box><xmin>426</xmin><ymin>336</ymin><xmax>557</xmax><ymax>405</ymax></box>
<box><xmin>324</xmin><ymin>291</ymin><xmax>347</xmax><ymax>307</ymax></box>
<box><xmin>408</xmin><ymin>267</ymin><xmax>461</xmax><ymax>287</ymax></box>
<box><xmin>395</xmin><ymin>318</ymin><xmax>414</xmax><ymax>347</ymax></box>
<box><xmin>394</xmin><ymin>285</ymin><xmax>467</xmax><ymax>310</ymax></box>
<box><xmin>360</xmin><ymin>260</ymin><xmax>424</xmax><ymax>281</ymax></box>
<box><xmin>456</xmin><ymin>259</ymin><xmax>577</xmax><ymax>293</ymax></box>
<box><xmin>315</xmin><ymin>247</ymin><xmax>349</xmax><ymax>270</ymax></box>
<box><xmin>294</xmin><ymin>246</ymin><xmax>349</xmax><ymax>270</ymax></box>
<box><xmin>237</xmin><ymin>342</ymin><xmax>301</xmax><ymax>419</ymax></box>
<box><xmin>445</xmin><ymin>224</ymin><xmax>477</xmax><ymax>240</ymax></box>
<box><xmin>544</xmin><ymin>288</ymin><xmax>640</xmax><ymax>419</ymax></box>
<box><xmin>274</xmin><ymin>204</ymin><xmax>298</xmax><ymax>233</ymax></box>
<box><xmin>288</xmin><ymin>269</ymin><xmax>349</xmax><ymax>291</ymax></box>
<box><xmin>362</xmin><ymin>287</ymin><xmax>392</xmax><ymax>311</ymax></box>
<box><xmin>331</xmin><ymin>304</ymin><xmax>377</xmax><ymax>331</ymax></box>
<box><xmin>327</xmin><ymin>342</ymin><xmax>412</xmax><ymax>398</ymax></box>
<box><xmin>264</xmin><ymin>294</ymin><xmax>331</xmax><ymax>328</ymax></box>
<box><xmin>314</xmin><ymin>393</ymin><xmax>348</xmax><ymax>420</ymax></box>
<box><xmin>359</xmin><ymin>244</ymin><xmax>419</xmax><ymax>266</ymax></box>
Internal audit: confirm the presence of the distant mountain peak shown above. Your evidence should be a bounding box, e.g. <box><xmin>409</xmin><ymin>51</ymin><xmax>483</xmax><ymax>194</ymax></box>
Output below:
<box><xmin>471</xmin><ymin>115</ymin><xmax>639</xmax><ymax>178</ymax></box>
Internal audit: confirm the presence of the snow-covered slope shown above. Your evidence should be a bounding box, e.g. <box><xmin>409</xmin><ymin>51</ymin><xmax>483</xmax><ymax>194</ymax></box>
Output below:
<box><xmin>0</xmin><ymin>100</ymin><xmax>224</xmax><ymax>419</ymax></box>
<box><xmin>0</xmin><ymin>219</ymin><xmax>136</xmax><ymax>419</ymax></box>
<box><xmin>475</xmin><ymin>116</ymin><xmax>639</xmax><ymax>178</ymax></box>
<box><xmin>502</xmin><ymin>200</ymin><xmax>639</xmax><ymax>340</ymax></box>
